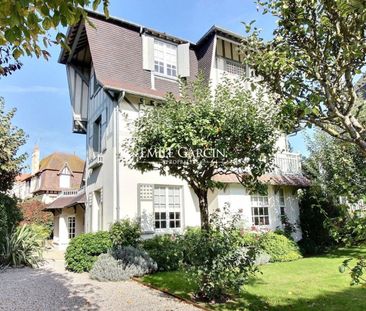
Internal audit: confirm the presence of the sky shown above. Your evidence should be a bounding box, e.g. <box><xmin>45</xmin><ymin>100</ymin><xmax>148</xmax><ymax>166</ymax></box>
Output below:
<box><xmin>0</xmin><ymin>0</ymin><xmax>308</xmax><ymax>171</ymax></box>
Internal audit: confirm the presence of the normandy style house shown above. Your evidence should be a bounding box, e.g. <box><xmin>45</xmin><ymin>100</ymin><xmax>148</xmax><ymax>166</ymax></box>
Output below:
<box><xmin>11</xmin><ymin>146</ymin><xmax>85</xmax><ymax>204</ymax></box>
<box><xmin>57</xmin><ymin>11</ymin><xmax>309</xmax><ymax>246</ymax></box>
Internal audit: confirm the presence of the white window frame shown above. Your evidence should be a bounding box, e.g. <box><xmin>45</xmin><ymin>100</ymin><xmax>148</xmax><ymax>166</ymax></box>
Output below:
<box><xmin>153</xmin><ymin>185</ymin><xmax>182</xmax><ymax>231</ymax></box>
<box><xmin>59</xmin><ymin>167</ymin><xmax>71</xmax><ymax>188</ymax></box>
<box><xmin>153</xmin><ymin>39</ymin><xmax>178</xmax><ymax>79</ymax></box>
<box><xmin>278</xmin><ymin>188</ymin><xmax>286</xmax><ymax>218</ymax></box>
<box><xmin>251</xmin><ymin>194</ymin><xmax>270</xmax><ymax>226</ymax></box>
<box><xmin>67</xmin><ymin>216</ymin><xmax>76</xmax><ymax>239</ymax></box>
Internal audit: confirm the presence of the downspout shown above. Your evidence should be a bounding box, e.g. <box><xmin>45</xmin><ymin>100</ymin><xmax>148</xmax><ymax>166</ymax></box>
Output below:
<box><xmin>115</xmin><ymin>90</ymin><xmax>125</xmax><ymax>220</ymax></box>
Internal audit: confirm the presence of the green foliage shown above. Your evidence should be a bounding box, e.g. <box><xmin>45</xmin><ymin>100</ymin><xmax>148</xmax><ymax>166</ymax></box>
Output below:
<box><xmin>298</xmin><ymin>185</ymin><xmax>345</xmax><ymax>254</ymax></box>
<box><xmin>124</xmin><ymin>75</ymin><xmax>283</xmax><ymax>229</ymax></box>
<box><xmin>180</xmin><ymin>206</ymin><xmax>258</xmax><ymax>302</ymax></box>
<box><xmin>0</xmin><ymin>98</ymin><xmax>26</xmax><ymax>192</ymax></box>
<box><xmin>340</xmin><ymin>257</ymin><xmax>366</xmax><ymax>286</ymax></box>
<box><xmin>258</xmin><ymin>232</ymin><xmax>302</xmax><ymax>262</ymax></box>
<box><xmin>327</xmin><ymin>211</ymin><xmax>366</xmax><ymax>246</ymax></box>
<box><xmin>28</xmin><ymin>224</ymin><xmax>52</xmax><ymax>241</ymax></box>
<box><xmin>90</xmin><ymin>247</ymin><xmax>157</xmax><ymax>282</ymax></box>
<box><xmin>305</xmin><ymin>131</ymin><xmax>366</xmax><ymax>202</ymax></box>
<box><xmin>0</xmin><ymin>0</ymin><xmax>109</xmax><ymax>76</ymax></box>
<box><xmin>109</xmin><ymin>219</ymin><xmax>141</xmax><ymax>248</ymax></box>
<box><xmin>65</xmin><ymin>231</ymin><xmax>111</xmax><ymax>273</ymax></box>
<box><xmin>0</xmin><ymin>225</ymin><xmax>43</xmax><ymax>267</ymax></box>
<box><xmin>241</xmin><ymin>0</ymin><xmax>366</xmax><ymax>153</ymax></box>
<box><xmin>142</xmin><ymin>234</ymin><xmax>183</xmax><ymax>271</ymax></box>
<box><xmin>0</xmin><ymin>193</ymin><xmax>23</xmax><ymax>249</ymax></box>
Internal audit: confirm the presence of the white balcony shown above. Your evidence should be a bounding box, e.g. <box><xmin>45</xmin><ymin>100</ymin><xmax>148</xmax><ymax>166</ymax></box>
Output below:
<box><xmin>273</xmin><ymin>152</ymin><xmax>302</xmax><ymax>175</ymax></box>
<box><xmin>89</xmin><ymin>154</ymin><xmax>103</xmax><ymax>169</ymax></box>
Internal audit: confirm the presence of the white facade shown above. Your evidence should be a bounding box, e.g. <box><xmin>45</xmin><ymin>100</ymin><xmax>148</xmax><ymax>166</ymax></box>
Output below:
<box><xmin>82</xmin><ymin>84</ymin><xmax>303</xmax><ymax>240</ymax></box>
<box><xmin>61</xmin><ymin>19</ymin><xmax>308</xmax><ymax>245</ymax></box>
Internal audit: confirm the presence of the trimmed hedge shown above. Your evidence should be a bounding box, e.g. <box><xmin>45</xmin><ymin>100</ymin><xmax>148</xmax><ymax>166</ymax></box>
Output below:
<box><xmin>259</xmin><ymin>232</ymin><xmax>302</xmax><ymax>262</ymax></box>
<box><xmin>65</xmin><ymin>231</ymin><xmax>112</xmax><ymax>272</ymax></box>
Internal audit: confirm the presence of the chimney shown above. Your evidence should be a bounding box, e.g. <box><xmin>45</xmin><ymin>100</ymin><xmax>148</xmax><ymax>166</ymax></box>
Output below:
<box><xmin>31</xmin><ymin>145</ymin><xmax>40</xmax><ymax>174</ymax></box>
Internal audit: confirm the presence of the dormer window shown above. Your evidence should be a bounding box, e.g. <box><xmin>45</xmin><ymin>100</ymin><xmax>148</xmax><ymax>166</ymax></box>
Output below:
<box><xmin>154</xmin><ymin>40</ymin><xmax>177</xmax><ymax>78</ymax></box>
<box><xmin>60</xmin><ymin>166</ymin><xmax>71</xmax><ymax>188</ymax></box>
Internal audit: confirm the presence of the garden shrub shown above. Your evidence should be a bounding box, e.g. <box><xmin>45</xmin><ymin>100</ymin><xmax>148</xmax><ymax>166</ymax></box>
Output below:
<box><xmin>18</xmin><ymin>199</ymin><xmax>52</xmax><ymax>226</ymax></box>
<box><xmin>65</xmin><ymin>231</ymin><xmax>112</xmax><ymax>272</ymax></box>
<box><xmin>298</xmin><ymin>186</ymin><xmax>344</xmax><ymax>253</ymax></box>
<box><xmin>0</xmin><ymin>193</ymin><xmax>22</xmax><ymax>250</ymax></box>
<box><xmin>111</xmin><ymin>246</ymin><xmax>157</xmax><ymax>273</ymax></box>
<box><xmin>1</xmin><ymin>225</ymin><xmax>43</xmax><ymax>267</ymax></box>
<box><xmin>180</xmin><ymin>206</ymin><xmax>258</xmax><ymax>302</ymax></box>
<box><xmin>241</xmin><ymin>231</ymin><xmax>259</xmax><ymax>246</ymax></box>
<box><xmin>297</xmin><ymin>238</ymin><xmax>323</xmax><ymax>256</ymax></box>
<box><xmin>327</xmin><ymin>210</ymin><xmax>366</xmax><ymax>246</ymax></box>
<box><xmin>258</xmin><ymin>232</ymin><xmax>302</xmax><ymax>262</ymax></box>
<box><xmin>90</xmin><ymin>247</ymin><xmax>157</xmax><ymax>282</ymax></box>
<box><xmin>142</xmin><ymin>234</ymin><xmax>183</xmax><ymax>271</ymax></box>
<box><xmin>109</xmin><ymin>219</ymin><xmax>141</xmax><ymax>248</ymax></box>
<box><xmin>90</xmin><ymin>253</ymin><xmax>146</xmax><ymax>281</ymax></box>
<box><xmin>29</xmin><ymin>224</ymin><xmax>52</xmax><ymax>241</ymax></box>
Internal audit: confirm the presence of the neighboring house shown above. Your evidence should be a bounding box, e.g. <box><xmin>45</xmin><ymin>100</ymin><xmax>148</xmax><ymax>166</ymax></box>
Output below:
<box><xmin>57</xmin><ymin>11</ymin><xmax>309</xmax><ymax>246</ymax></box>
<box><xmin>12</xmin><ymin>146</ymin><xmax>85</xmax><ymax>204</ymax></box>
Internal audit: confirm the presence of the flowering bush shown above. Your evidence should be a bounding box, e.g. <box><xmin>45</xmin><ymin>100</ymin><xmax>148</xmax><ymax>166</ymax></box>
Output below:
<box><xmin>180</xmin><ymin>205</ymin><xmax>258</xmax><ymax>302</ymax></box>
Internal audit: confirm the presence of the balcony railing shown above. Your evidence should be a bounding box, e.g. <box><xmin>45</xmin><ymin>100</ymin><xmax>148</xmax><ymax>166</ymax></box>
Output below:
<box><xmin>273</xmin><ymin>152</ymin><xmax>302</xmax><ymax>175</ymax></box>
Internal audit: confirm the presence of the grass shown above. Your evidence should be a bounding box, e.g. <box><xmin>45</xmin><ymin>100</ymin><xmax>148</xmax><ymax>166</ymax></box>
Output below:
<box><xmin>142</xmin><ymin>246</ymin><xmax>366</xmax><ymax>311</ymax></box>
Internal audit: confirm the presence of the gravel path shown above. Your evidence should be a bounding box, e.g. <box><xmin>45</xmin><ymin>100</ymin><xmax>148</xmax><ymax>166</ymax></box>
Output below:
<box><xmin>0</xmin><ymin>251</ymin><xmax>199</xmax><ymax>311</ymax></box>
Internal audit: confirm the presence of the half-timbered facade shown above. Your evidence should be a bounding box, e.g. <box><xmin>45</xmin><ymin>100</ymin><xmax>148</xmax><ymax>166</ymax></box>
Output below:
<box><xmin>58</xmin><ymin>11</ymin><xmax>309</xmax><ymax>245</ymax></box>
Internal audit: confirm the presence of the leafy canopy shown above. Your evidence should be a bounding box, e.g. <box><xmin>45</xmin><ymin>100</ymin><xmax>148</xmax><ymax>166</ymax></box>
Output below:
<box><xmin>0</xmin><ymin>0</ymin><xmax>109</xmax><ymax>76</ymax></box>
<box><xmin>125</xmin><ymin>76</ymin><xmax>282</xmax><ymax>191</ymax></box>
<box><xmin>241</xmin><ymin>0</ymin><xmax>366</xmax><ymax>153</ymax></box>
<box><xmin>304</xmin><ymin>130</ymin><xmax>366</xmax><ymax>203</ymax></box>
<box><xmin>124</xmin><ymin>75</ymin><xmax>283</xmax><ymax>228</ymax></box>
<box><xmin>0</xmin><ymin>97</ymin><xmax>26</xmax><ymax>193</ymax></box>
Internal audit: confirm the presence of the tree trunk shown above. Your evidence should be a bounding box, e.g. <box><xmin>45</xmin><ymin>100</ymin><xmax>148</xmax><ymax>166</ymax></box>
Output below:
<box><xmin>196</xmin><ymin>189</ymin><xmax>210</xmax><ymax>231</ymax></box>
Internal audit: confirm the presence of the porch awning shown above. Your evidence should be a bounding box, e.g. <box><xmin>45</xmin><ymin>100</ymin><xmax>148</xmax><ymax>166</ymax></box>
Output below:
<box><xmin>212</xmin><ymin>174</ymin><xmax>310</xmax><ymax>187</ymax></box>
<box><xmin>45</xmin><ymin>192</ymin><xmax>86</xmax><ymax>210</ymax></box>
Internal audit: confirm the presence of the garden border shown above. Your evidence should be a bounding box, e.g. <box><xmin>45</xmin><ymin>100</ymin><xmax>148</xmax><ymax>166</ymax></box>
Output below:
<box><xmin>132</xmin><ymin>277</ymin><xmax>209</xmax><ymax>311</ymax></box>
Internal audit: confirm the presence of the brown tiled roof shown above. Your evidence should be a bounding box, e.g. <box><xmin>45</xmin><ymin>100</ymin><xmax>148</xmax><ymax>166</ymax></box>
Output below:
<box><xmin>212</xmin><ymin>174</ymin><xmax>310</xmax><ymax>187</ymax></box>
<box><xmin>15</xmin><ymin>173</ymin><xmax>31</xmax><ymax>182</ymax></box>
<box><xmin>39</xmin><ymin>152</ymin><xmax>84</xmax><ymax>173</ymax></box>
<box><xmin>45</xmin><ymin>192</ymin><xmax>86</xmax><ymax>210</ymax></box>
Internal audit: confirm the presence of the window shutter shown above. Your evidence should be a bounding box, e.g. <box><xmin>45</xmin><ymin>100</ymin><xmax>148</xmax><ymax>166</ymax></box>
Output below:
<box><xmin>177</xmin><ymin>43</ymin><xmax>190</xmax><ymax>77</ymax></box>
<box><xmin>142</xmin><ymin>35</ymin><xmax>154</xmax><ymax>71</ymax></box>
<box><xmin>101</xmin><ymin>108</ymin><xmax>107</xmax><ymax>152</ymax></box>
<box><xmin>138</xmin><ymin>184</ymin><xmax>154</xmax><ymax>233</ymax></box>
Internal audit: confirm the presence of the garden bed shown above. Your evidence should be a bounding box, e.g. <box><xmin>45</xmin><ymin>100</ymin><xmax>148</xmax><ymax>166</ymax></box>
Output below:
<box><xmin>141</xmin><ymin>246</ymin><xmax>366</xmax><ymax>311</ymax></box>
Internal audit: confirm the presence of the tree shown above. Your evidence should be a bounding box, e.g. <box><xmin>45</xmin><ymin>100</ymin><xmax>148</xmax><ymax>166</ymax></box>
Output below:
<box><xmin>304</xmin><ymin>130</ymin><xmax>366</xmax><ymax>202</ymax></box>
<box><xmin>241</xmin><ymin>0</ymin><xmax>366</xmax><ymax>154</ymax></box>
<box><xmin>0</xmin><ymin>0</ymin><xmax>109</xmax><ymax>76</ymax></box>
<box><xmin>124</xmin><ymin>76</ymin><xmax>283</xmax><ymax>230</ymax></box>
<box><xmin>0</xmin><ymin>97</ymin><xmax>26</xmax><ymax>193</ymax></box>
<box><xmin>18</xmin><ymin>199</ymin><xmax>52</xmax><ymax>226</ymax></box>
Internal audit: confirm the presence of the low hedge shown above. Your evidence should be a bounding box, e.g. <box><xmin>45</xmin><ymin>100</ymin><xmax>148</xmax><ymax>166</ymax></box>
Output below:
<box><xmin>65</xmin><ymin>231</ymin><xmax>112</xmax><ymax>272</ymax></box>
<box><xmin>259</xmin><ymin>232</ymin><xmax>302</xmax><ymax>262</ymax></box>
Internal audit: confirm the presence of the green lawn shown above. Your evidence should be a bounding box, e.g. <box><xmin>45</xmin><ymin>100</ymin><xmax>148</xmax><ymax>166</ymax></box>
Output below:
<box><xmin>142</xmin><ymin>246</ymin><xmax>366</xmax><ymax>311</ymax></box>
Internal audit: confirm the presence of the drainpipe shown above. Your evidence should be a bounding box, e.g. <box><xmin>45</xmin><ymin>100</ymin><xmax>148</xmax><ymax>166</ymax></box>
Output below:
<box><xmin>115</xmin><ymin>91</ymin><xmax>125</xmax><ymax>220</ymax></box>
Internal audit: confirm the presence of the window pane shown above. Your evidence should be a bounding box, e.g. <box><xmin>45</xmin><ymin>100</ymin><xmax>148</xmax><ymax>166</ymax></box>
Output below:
<box><xmin>161</xmin><ymin>221</ymin><xmax>167</xmax><ymax>228</ymax></box>
<box><xmin>161</xmin><ymin>212</ymin><xmax>166</xmax><ymax>220</ymax></box>
<box><xmin>176</xmin><ymin>221</ymin><xmax>180</xmax><ymax>228</ymax></box>
<box><xmin>155</xmin><ymin>221</ymin><xmax>160</xmax><ymax>229</ymax></box>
